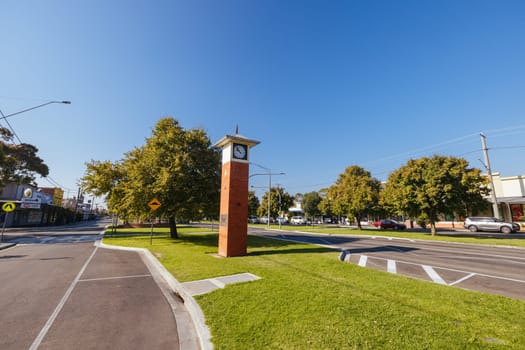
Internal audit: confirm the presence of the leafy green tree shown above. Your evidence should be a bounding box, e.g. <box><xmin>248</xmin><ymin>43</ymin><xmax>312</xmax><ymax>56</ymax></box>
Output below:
<box><xmin>322</xmin><ymin>165</ymin><xmax>381</xmax><ymax>229</ymax></box>
<box><xmin>382</xmin><ymin>155</ymin><xmax>489</xmax><ymax>235</ymax></box>
<box><xmin>302</xmin><ymin>191</ymin><xmax>322</xmax><ymax>220</ymax></box>
<box><xmin>318</xmin><ymin>187</ymin><xmax>335</xmax><ymax>219</ymax></box>
<box><xmin>257</xmin><ymin>187</ymin><xmax>294</xmax><ymax>219</ymax></box>
<box><xmin>0</xmin><ymin>127</ymin><xmax>49</xmax><ymax>187</ymax></box>
<box><xmin>81</xmin><ymin>160</ymin><xmax>125</xmax><ymax>213</ymax></box>
<box><xmin>248</xmin><ymin>191</ymin><xmax>260</xmax><ymax>217</ymax></box>
<box><xmin>80</xmin><ymin>117</ymin><xmax>220</xmax><ymax>238</ymax></box>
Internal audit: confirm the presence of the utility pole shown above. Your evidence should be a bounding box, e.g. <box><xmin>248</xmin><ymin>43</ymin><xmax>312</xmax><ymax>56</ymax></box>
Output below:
<box><xmin>480</xmin><ymin>133</ymin><xmax>499</xmax><ymax>219</ymax></box>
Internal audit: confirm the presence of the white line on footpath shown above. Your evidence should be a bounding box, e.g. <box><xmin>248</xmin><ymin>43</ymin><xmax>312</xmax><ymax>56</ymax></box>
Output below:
<box><xmin>29</xmin><ymin>246</ymin><xmax>98</xmax><ymax>350</ymax></box>
<box><xmin>422</xmin><ymin>265</ymin><xmax>447</xmax><ymax>285</ymax></box>
<box><xmin>78</xmin><ymin>274</ymin><xmax>151</xmax><ymax>282</ymax></box>
<box><xmin>358</xmin><ymin>255</ymin><xmax>368</xmax><ymax>267</ymax></box>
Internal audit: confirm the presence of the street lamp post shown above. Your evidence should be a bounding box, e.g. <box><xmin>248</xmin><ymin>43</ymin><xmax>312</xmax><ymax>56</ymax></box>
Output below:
<box><xmin>0</xmin><ymin>100</ymin><xmax>71</xmax><ymax>120</ymax></box>
<box><xmin>0</xmin><ymin>100</ymin><xmax>71</xmax><ymax>144</ymax></box>
<box><xmin>249</xmin><ymin>164</ymin><xmax>285</xmax><ymax>228</ymax></box>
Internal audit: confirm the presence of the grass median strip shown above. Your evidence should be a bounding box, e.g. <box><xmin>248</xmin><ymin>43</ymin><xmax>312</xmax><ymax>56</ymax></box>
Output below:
<box><xmin>261</xmin><ymin>224</ymin><xmax>525</xmax><ymax>248</ymax></box>
<box><xmin>104</xmin><ymin>227</ymin><xmax>525</xmax><ymax>349</ymax></box>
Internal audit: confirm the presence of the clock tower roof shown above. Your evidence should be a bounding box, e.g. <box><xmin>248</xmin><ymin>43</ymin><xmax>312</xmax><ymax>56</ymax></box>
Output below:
<box><xmin>213</xmin><ymin>134</ymin><xmax>260</xmax><ymax>149</ymax></box>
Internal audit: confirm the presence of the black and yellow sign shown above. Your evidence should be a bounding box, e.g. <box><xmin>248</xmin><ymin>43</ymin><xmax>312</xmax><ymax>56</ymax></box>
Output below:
<box><xmin>148</xmin><ymin>198</ymin><xmax>161</xmax><ymax>211</ymax></box>
<box><xmin>2</xmin><ymin>202</ymin><xmax>16</xmax><ymax>213</ymax></box>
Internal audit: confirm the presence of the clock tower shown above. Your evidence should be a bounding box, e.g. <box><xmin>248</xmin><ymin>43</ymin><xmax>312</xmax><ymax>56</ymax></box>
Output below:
<box><xmin>214</xmin><ymin>132</ymin><xmax>260</xmax><ymax>257</ymax></box>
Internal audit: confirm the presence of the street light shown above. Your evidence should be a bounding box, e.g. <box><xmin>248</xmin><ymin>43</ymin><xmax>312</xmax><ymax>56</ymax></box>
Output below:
<box><xmin>0</xmin><ymin>100</ymin><xmax>71</xmax><ymax>120</ymax></box>
<box><xmin>250</xmin><ymin>164</ymin><xmax>285</xmax><ymax>227</ymax></box>
<box><xmin>0</xmin><ymin>100</ymin><xmax>71</xmax><ymax>144</ymax></box>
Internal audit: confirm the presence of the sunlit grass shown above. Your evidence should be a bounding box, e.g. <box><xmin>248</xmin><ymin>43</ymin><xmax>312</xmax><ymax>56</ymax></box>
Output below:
<box><xmin>104</xmin><ymin>228</ymin><xmax>525</xmax><ymax>349</ymax></box>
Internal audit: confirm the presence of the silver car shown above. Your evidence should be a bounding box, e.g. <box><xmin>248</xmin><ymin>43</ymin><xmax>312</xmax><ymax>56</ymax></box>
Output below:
<box><xmin>463</xmin><ymin>217</ymin><xmax>520</xmax><ymax>234</ymax></box>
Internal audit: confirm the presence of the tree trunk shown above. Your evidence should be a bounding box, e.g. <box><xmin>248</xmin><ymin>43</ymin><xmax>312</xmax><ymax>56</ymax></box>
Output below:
<box><xmin>430</xmin><ymin>222</ymin><xmax>436</xmax><ymax>236</ymax></box>
<box><xmin>169</xmin><ymin>217</ymin><xmax>178</xmax><ymax>238</ymax></box>
<box><xmin>356</xmin><ymin>215</ymin><xmax>362</xmax><ymax>230</ymax></box>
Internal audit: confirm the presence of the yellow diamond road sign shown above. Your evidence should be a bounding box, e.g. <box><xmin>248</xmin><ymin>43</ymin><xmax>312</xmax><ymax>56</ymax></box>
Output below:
<box><xmin>148</xmin><ymin>198</ymin><xmax>161</xmax><ymax>211</ymax></box>
<box><xmin>2</xmin><ymin>202</ymin><xmax>16</xmax><ymax>212</ymax></box>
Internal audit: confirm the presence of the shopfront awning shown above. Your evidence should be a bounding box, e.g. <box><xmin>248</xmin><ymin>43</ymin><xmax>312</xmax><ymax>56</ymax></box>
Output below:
<box><xmin>487</xmin><ymin>196</ymin><xmax>525</xmax><ymax>204</ymax></box>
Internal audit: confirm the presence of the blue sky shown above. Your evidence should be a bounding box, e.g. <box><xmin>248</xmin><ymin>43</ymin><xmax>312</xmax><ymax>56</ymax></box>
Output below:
<box><xmin>1</xmin><ymin>0</ymin><xmax>525</xmax><ymax>201</ymax></box>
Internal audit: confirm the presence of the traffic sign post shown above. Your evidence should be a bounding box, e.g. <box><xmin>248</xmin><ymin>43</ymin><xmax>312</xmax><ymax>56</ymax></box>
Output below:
<box><xmin>1</xmin><ymin>202</ymin><xmax>16</xmax><ymax>243</ymax></box>
<box><xmin>148</xmin><ymin>198</ymin><xmax>161</xmax><ymax>211</ymax></box>
<box><xmin>148</xmin><ymin>198</ymin><xmax>161</xmax><ymax>245</ymax></box>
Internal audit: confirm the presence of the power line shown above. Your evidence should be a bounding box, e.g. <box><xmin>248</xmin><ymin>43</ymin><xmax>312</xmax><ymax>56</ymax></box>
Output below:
<box><xmin>42</xmin><ymin>176</ymin><xmax>74</xmax><ymax>192</ymax></box>
<box><xmin>0</xmin><ymin>109</ymin><xmax>23</xmax><ymax>144</ymax></box>
<box><xmin>491</xmin><ymin>145</ymin><xmax>525</xmax><ymax>151</ymax></box>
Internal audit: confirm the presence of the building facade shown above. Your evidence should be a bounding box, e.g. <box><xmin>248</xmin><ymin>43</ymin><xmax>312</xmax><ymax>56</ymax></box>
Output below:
<box><xmin>489</xmin><ymin>173</ymin><xmax>525</xmax><ymax>224</ymax></box>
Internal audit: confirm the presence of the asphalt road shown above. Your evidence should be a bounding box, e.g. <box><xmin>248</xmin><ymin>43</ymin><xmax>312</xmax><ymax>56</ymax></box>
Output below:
<box><xmin>250</xmin><ymin>227</ymin><xmax>525</xmax><ymax>301</ymax></box>
<box><xmin>0</xmin><ymin>219</ymin><xmax>195</xmax><ymax>350</ymax></box>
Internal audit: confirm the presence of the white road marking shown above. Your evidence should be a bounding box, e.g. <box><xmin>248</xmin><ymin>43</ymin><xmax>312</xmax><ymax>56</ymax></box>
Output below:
<box><xmin>358</xmin><ymin>255</ymin><xmax>368</xmax><ymax>267</ymax></box>
<box><xmin>78</xmin><ymin>274</ymin><xmax>151</xmax><ymax>282</ymax></box>
<box><xmin>449</xmin><ymin>273</ymin><xmax>477</xmax><ymax>286</ymax></box>
<box><xmin>387</xmin><ymin>260</ymin><xmax>397</xmax><ymax>274</ymax></box>
<box><xmin>29</xmin><ymin>246</ymin><xmax>98</xmax><ymax>350</ymax></box>
<box><xmin>422</xmin><ymin>265</ymin><xmax>447</xmax><ymax>285</ymax></box>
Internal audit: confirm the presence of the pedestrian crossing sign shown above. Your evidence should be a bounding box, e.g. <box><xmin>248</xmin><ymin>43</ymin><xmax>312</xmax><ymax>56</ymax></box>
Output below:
<box><xmin>2</xmin><ymin>202</ymin><xmax>16</xmax><ymax>212</ymax></box>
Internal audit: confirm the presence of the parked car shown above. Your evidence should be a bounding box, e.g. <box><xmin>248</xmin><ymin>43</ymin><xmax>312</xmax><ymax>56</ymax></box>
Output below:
<box><xmin>259</xmin><ymin>217</ymin><xmax>274</xmax><ymax>224</ymax></box>
<box><xmin>248</xmin><ymin>216</ymin><xmax>260</xmax><ymax>224</ymax></box>
<box><xmin>463</xmin><ymin>217</ymin><xmax>520</xmax><ymax>234</ymax></box>
<box><xmin>291</xmin><ymin>216</ymin><xmax>306</xmax><ymax>225</ymax></box>
<box><xmin>276</xmin><ymin>217</ymin><xmax>288</xmax><ymax>224</ymax></box>
<box><xmin>373</xmin><ymin>219</ymin><xmax>406</xmax><ymax>230</ymax></box>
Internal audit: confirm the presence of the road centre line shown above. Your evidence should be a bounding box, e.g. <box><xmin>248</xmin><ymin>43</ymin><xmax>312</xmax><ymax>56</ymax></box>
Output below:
<box><xmin>438</xmin><ymin>254</ymin><xmax>525</xmax><ymax>265</ymax></box>
<box><xmin>78</xmin><ymin>274</ymin><xmax>152</xmax><ymax>282</ymax></box>
<box><xmin>29</xmin><ymin>246</ymin><xmax>98</xmax><ymax>350</ymax></box>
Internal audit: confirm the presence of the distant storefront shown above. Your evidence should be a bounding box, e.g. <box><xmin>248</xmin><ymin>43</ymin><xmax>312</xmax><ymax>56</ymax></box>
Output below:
<box><xmin>485</xmin><ymin>173</ymin><xmax>525</xmax><ymax>224</ymax></box>
<box><xmin>0</xmin><ymin>183</ymin><xmax>77</xmax><ymax>227</ymax></box>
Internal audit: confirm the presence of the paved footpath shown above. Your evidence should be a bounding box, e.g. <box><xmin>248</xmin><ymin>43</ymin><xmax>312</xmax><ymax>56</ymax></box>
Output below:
<box><xmin>0</xmin><ymin>232</ymin><xmax>202</xmax><ymax>349</ymax></box>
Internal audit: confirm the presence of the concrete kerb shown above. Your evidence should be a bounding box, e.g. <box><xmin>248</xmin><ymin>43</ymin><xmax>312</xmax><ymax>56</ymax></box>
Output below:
<box><xmin>0</xmin><ymin>242</ymin><xmax>16</xmax><ymax>250</ymax></box>
<box><xmin>96</xmin><ymin>240</ymin><xmax>213</xmax><ymax>350</ymax></box>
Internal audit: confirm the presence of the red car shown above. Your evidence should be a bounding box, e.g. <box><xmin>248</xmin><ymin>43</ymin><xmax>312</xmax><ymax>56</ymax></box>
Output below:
<box><xmin>373</xmin><ymin>219</ymin><xmax>406</xmax><ymax>230</ymax></box>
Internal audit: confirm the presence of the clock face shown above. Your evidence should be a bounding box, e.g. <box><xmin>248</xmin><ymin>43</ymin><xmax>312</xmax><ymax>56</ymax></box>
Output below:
<box><xmin>232</xmin><ymin>143</ymin><xmax>247</xmax><ymax>160</ymax></box>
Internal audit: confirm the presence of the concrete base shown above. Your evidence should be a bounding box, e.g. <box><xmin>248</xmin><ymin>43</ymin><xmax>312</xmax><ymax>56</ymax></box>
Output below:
<box><xmin>182</xmin><ymin>273</ymin><xmax>261</xmax><ymax>296</ymax></box>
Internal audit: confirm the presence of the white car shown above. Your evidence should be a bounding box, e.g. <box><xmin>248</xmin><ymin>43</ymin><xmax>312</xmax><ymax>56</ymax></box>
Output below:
<box><xmin>276</xmin><ymin>217</ymin><xmax>288</xmax><ymax>224</ymax></box>
<box><xmin>291</xmin><ymin>216</ymin><xmax>306</xmax><ymax>225</ymax></box>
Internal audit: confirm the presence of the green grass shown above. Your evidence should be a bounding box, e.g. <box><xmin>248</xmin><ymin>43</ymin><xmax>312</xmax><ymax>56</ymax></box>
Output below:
<box><xmin>255</xmin><ymin>224</ymin><xmax>525</xmax><ymax>248</ymax></box>
<box><xmin>104</xmin><ymin>228</ymin><xmax>525</xmax><ymax>349</ymax></box>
